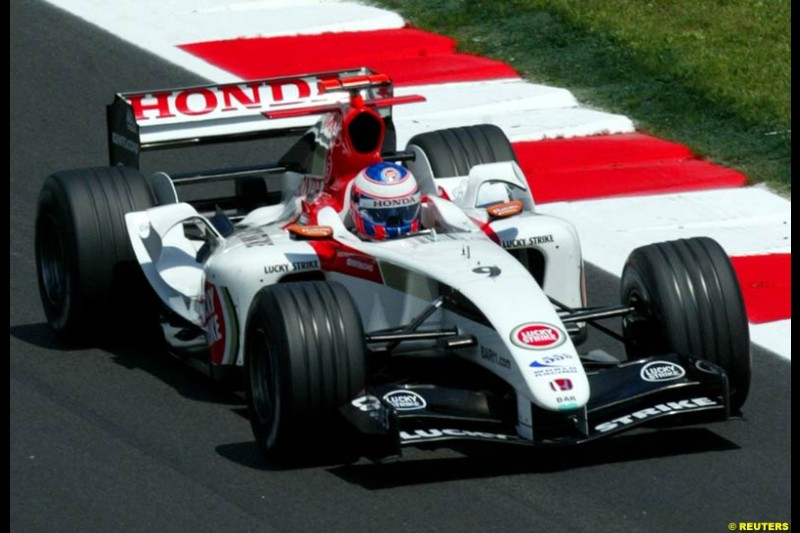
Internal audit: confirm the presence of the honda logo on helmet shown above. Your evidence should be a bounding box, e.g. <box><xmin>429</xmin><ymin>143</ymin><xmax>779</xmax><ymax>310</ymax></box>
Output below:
<box><xmin>361</xmin><ymin>195</ymin><xmax>420</xmax><ymax>208</ymax></box>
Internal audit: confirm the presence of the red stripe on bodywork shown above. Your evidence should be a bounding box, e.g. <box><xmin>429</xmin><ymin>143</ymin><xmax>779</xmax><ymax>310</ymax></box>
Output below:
<box><xmin>467</xmin><ymin>215</ymin><xmax>500</xmax><ymax>244</ymax></box>
<box><xmin>203</xmin><ymin>282</ymin><xmax>227</xmax><ymax>365</ymax></box>
<box><xmin>513</xmin><ymin>134</ymin><xmax>747</xmax><ymax>203</ymax></box>
<box><xmin>180</xmin><ymin>28</ymin><xmax>518</xmax><ymax>86</ymax></box>
<box><xmin>730</xmin><ymin>254</ymin><xmax>792</xmax><ymax>324</ymax></box>
<box><xmin>308</xmin><ymin>239</ymin><xmax>384</xmax><ymax>284</ymax></box>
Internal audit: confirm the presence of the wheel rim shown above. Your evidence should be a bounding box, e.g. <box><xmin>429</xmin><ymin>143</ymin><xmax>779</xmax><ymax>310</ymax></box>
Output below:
<box><xmin>622</xmin><ymin>286</ymin><xmax>663</xmax><ymax>357</ymax></box>
<box><xmin>38</xmin><ymin>213</ymin><xmax>68</xmax><ymax>309</ymax></box>
<box><xmin>248</xmin><ymin>328</ymin><xmax>280</xmax><ymax>446</ymax></box>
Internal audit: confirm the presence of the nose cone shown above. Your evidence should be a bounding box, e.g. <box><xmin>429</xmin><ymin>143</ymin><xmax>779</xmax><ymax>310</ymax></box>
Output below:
<box><xmin>524</xmin><ymin>351</ymin><xmax>591</xmax><ymax>411</ymax></box>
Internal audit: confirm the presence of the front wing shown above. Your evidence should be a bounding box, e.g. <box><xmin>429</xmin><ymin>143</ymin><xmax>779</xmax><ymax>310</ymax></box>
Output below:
<box><xmin>341</xmin><ymin>353</ymin><xmax>731</xmax><ymax>458</ymax></box>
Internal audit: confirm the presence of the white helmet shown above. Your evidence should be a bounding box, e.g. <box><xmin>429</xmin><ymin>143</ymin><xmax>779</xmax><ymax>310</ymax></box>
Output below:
<box><xmin>350</xmin><ymin>162</ymin><xmax>421</xmax><ymax>240</ymax></box>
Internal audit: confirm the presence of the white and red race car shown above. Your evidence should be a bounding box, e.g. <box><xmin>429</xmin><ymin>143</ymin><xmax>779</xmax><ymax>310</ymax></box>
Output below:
<box><xmin>35</xmin><ymin>68</ymin><xmax>751</xmax><ymax>462</ymax></box>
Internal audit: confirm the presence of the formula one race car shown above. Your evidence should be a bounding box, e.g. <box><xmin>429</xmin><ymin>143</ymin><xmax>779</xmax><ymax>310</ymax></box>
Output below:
<box><xmin>35</xmin><ymin>68</ymin><xmax>751</xmax><ymax>462</ymax></box>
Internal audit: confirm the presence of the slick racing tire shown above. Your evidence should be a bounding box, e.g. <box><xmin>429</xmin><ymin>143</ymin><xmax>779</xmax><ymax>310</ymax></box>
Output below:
<box><xmin>35</xmin><ymin>166</ymin><xmax>157</xmax><ymax>341</ymax></box>
<box><xmin>245</xmin><ymin>281</ymin><xmax>366</xmax><ymax>462</ymax></box>
<box><xmin>620</xmin><ymin>237</ymin><xmax>751</xmax><ymax>411</ymax></box>
<box><xmin>405</xmin><ymin>123</ymin><xmax>517</xmax><ymax>179</ymax></box>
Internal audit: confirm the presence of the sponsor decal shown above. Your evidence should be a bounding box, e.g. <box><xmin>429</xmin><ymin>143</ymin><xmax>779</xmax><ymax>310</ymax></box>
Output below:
<box><xmin>307</xmin><ymin>240</ymin><xmax>384</xmax><ymax>284</ymax></box>
<box><xmin>264</xmin><ymin>264</ymin><xmax>291</xmax><ymax>274</ymax></box>
<box><xmin>487</xmin><ymin>201</ymin><xmax>522</xmax><ymax>218</ymax></box>
<box><xmin>263</xmin><ymin>260</ymin><xmax>320</xmax><ymax>275</ymax></box>
<box><xmin>501</xmin><ymin>234</ymin><xmax>555</xmax><ymax>249</ymax></box>
<box><xmin>556</xmin><ymin>395</ymin><xmax>577</xmax><ymax>406</ymax></box>
<box><xmin>529</xmin><ymin>354</ymin><xmax>580</xmax><ymax>377</ymax></box>
<box><xmin>360</xmin><ymin>195</ymin><xmax>419</xmax><ymax>208</ymax></box>
<box><xmin>640</xmin><ymin>361</ymin><xmax>686</xmax><ymax>382</ymax></box>
<box><xmin>126</xmin><ymin>78</ymin><xmax>317</xmax><ymax>122</ymax></box>
<box><xmin>549</xmin><ymin>378</ymin><xmax>573</xmax><ymax>392</ymax></box>
<box><xmin>540</xmin><ymin>353</ymin><xmax>575</xmax><ymax>365</ymax></box>
<box><xmin>239</xmin><ymin>230</ymin><xmax>272</xmax><ymax>248</ymax></box>
<box><xmin>111</xmin><ymin>132</ymin><xmax>139</xmax><ymax>155</ymax></box>
<box><xmin>125</xmin><ymin>108</ymin><xmax>137</xmax><ymax>133</ymax></box>
<box><xmin>529</xmin><ymin>365</ymin><xmax>579</xmax><ymax>377</ymax></box>
<box><xmin>288</xmin><ymin>225</ymin><xmax>333</xmax><ymax>239</ymax></box>
<box><xmin>383</xmin><ymin>390</ymin><xmax>427</xmax><ymax>411</ymax></box>
<box><xmin>350</xmin><ymin>395</ymin><xmax>390</xmax><ymax>430</ymax></box>
<box><xmin>480</xmin><ymin>345</ymin><xmax>511</xmax><ymax>369</ymax></box>
<box><xmin>345</xmin><ymin>257</ymin><xmax>375</xmax><ymax>272</ymax></box>
<box><xmin>694</xmin><ymin>360</ymin><xmax>721</xmax><ymax>374</ymax></box>
<box><xmin>320</xmin><ymin>113</ymin><xmax>341</xmax><ymax>140</ymax></box>
<box><xmin>295</xmin><ymin>175</ymin><xmax>324</xmax><ymax>197</ymax></box>
<box><xmin>594</xmin><ymin>397</ymin><xmax>719</xmax><ymax>433</ymax></box>
<box><xmin>472</xmin><ymin>265</ymin><xmax>501</xmax><ymax>277</ymax></box>
<box><xmin>511</xmin><ymin>323</ymin><xmax>566</xmax><ymax>350</ymax></box>
<box><xmin>293</xmin><ymin>260</ymin><xmax>319</xmax><ymax>271</ymax></box>
<box><xmin>351</xmin><ymin>395</ymin><xmax>382</xmax><ymax>412</ymax></box>
<box><xmin>203</xmin><ymin>283</ymin><xmax>226</xmax><ymax>364</ymax></box>
<box><xmin>400</xmin><ymin>428</ymin><xmax>516</xmax><ymax>442</ymax></box>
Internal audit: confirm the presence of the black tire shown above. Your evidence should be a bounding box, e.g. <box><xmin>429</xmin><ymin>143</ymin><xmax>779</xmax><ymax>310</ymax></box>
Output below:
<box><xmin>35</xmin><ymin>166</ymin><xmax>157</xmax><ymax>341</ymax></box>
<box><xmin>245</xmin><ymin>281</ymin><xmax>366</xmax><ymax>462</ymax></box>
<box><xmin>406</xmin><ymin>124</ymin><xmax>516</xmax><ymax>179</ymax></box>
<box><xmin>620</xmin><ymin>237</ymin><xmax>751</xmax><ymax>411</ymax></box>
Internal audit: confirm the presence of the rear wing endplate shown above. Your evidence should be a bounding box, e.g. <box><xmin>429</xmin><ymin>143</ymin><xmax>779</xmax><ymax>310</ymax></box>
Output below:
<box><xmin>107</xmin><ymin>68</ymin><xmax>395</xmax><ymax>168</ymax></box>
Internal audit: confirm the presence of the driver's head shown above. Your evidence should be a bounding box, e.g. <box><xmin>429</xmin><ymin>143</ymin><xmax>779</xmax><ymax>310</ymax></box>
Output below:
<box><xmin>350</xmin><ymin>162</ymin><xmax>421</xmax><ymax>240</ymax></box>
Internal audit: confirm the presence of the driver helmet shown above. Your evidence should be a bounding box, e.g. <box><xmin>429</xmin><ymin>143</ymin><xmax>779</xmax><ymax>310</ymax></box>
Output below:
<box><xmin>350</xmin><ymin>162</ymin><xmax>421</xmax><ymax>240</ymax></box>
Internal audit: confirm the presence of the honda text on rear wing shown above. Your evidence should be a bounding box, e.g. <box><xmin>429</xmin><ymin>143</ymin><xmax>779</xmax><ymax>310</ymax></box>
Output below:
<box><xmin>106</xmin><ymin>68</ymin><xmax>421</xmax><ymax>168</ymax></box>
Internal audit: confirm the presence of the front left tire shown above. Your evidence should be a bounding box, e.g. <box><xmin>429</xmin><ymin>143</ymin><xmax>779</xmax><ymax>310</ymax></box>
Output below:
<box><xmin>244</xmin><ymin>281</ymin><xmax>366</xmax><ymax>462</ymax></box>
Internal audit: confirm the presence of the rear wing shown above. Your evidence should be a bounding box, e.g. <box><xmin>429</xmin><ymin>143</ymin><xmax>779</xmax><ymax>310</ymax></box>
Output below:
<box><xmin>106</xmin><ymin>67</ymin><xmax>403</xmax><ymax>168</ymax></box>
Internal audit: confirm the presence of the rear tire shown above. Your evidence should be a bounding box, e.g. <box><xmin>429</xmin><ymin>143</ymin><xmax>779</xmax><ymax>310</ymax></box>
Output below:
<box><xmin>406</xmin><ymin>124</ymin><xmax>517</xmax><ymax>179</ymax></box>
<box><xmin>620</xmin><ymin>237</ymin><xmax>751</xmax><ymax>411</ymax></box>
<box><xmin>35</xmin><ymin>166</ymin><xmax>157</xmax><ymax>341</ymax></box>
<box><xmin>245</xmin><ymin>281</ymin><xmax>366</xmax><ymax>462</ymax></box>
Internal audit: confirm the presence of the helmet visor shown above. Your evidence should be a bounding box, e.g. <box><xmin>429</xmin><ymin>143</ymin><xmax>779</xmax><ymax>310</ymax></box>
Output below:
<box><xmin>358</xmin><ymin>202</ymin><xmax>421</xmax><ymax>228</ymax></box>
<box><xmin>356</xmin><ymin>191</ymin><xmax>421</xmax><ymax>228</ymax></box>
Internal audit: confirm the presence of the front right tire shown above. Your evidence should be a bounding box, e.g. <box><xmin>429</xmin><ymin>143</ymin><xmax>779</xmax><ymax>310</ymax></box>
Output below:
<box><xmin>620</xmin><ymin>237</ymin><xmax>751</xmax><ymax>411</ymax></box>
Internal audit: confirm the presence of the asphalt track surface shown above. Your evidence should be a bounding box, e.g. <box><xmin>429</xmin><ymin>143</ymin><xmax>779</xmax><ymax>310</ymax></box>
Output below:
<box><xmin>10</xmin><ymin>1</ymin><xmax>791</xmax><ymax>531</ymax></box>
